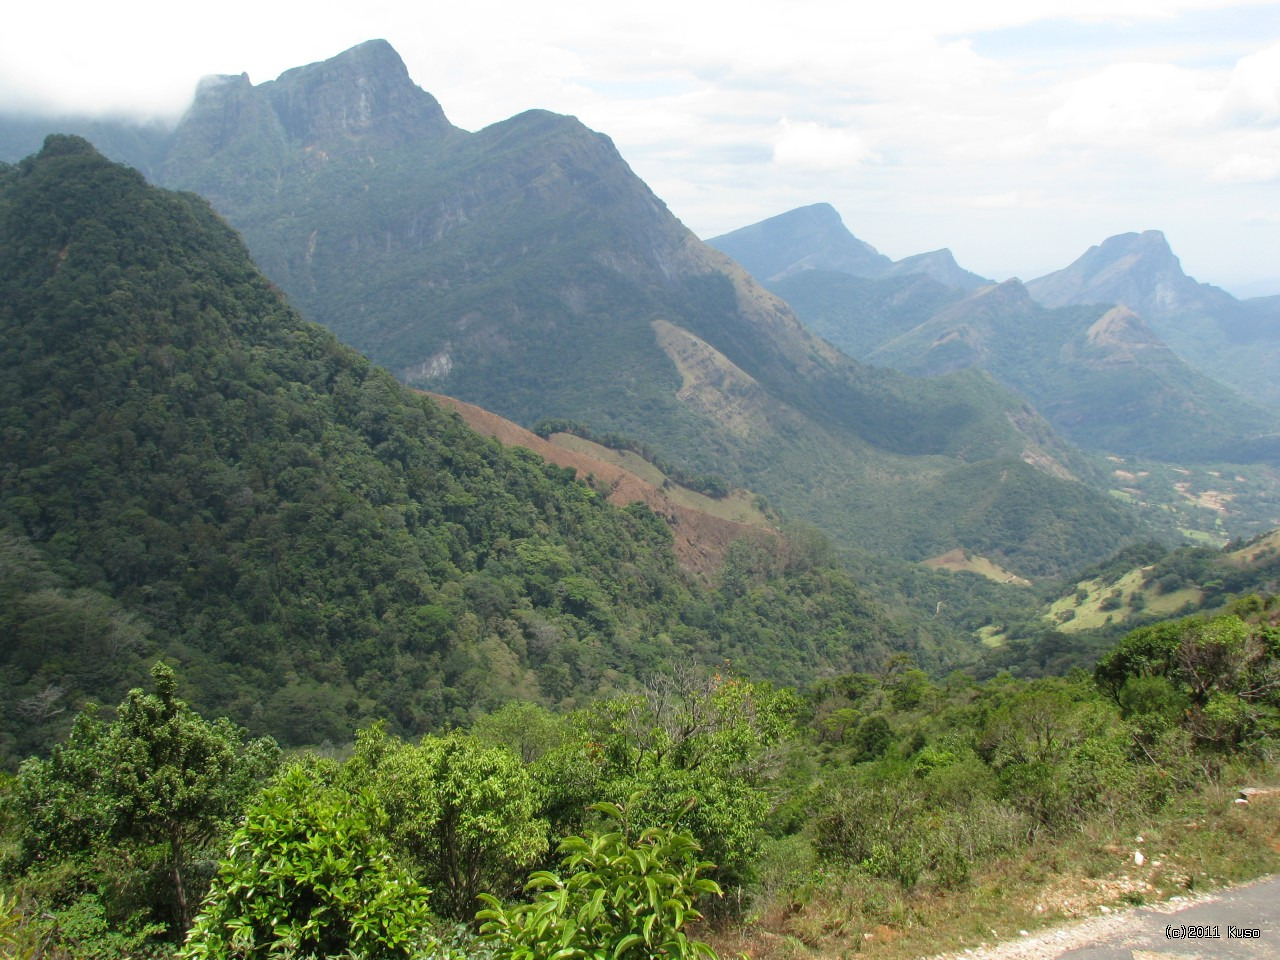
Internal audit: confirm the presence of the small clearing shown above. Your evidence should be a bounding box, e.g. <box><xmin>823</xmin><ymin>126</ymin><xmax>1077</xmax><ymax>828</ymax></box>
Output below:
<box><xmin>549</xmin><ymin>433</ymin><xmax>769</xmax><ymax>526</ymax></box>
<box><xmin>924</xmin><ymin>548</ymin><xmax>1031</xmax><ymax>586</ymax></box>
<box><xmin>1046</xmin><ymin>566</ymin><xmax>1202</xmax><ymax>633</ymax></box>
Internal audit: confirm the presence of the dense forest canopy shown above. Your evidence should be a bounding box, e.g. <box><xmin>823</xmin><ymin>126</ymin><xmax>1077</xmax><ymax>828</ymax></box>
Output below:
<box><xmin>0</xmin><ymin>137</ymin><xmax>943</xmax><ymax>766</ymax></box>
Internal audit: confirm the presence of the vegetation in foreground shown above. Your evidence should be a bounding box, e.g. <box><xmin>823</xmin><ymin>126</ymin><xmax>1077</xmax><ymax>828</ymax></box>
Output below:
<box><xmin>0</xmin><ymin>601</ymin><xmax>1276</xmax><ymax>959</ymax></box>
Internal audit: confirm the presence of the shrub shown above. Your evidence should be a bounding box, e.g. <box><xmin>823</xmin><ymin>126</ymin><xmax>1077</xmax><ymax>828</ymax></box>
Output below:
<box><xmin>180</xmin><ymin>766</ymin><xmax>431</xmax><ymax>960</ymax></box>
<box><xmin>478</xmin><ymin>802</ymin><xmax>722</xmax><ymax>960</ymax></box>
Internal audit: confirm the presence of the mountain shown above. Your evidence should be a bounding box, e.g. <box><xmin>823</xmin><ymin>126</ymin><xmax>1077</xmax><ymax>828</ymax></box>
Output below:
<box><xmin>708</xmin><ymin>203</ymin><xmax>991</xmax><ymax>289</ymax></box>
<box><xmin>1027</xmin><ymin>230</ymin><xmax>1280</xmax><ymax>411</ymax></box>
<box><xmin>0</xmin><ymin>43</ymin><xmax>1153</xmax><ymax>578</ymax></box>
<box><xmin>704</xmin><ymin>203</ymin><xmax>894</xmax><ymax>282</ymax></box>
<box><xmin>1026</xmin><ymin>230</ymin><xmax>1232</xmax><ymax>320</ymax></box>
<box><xmin>733</xmin><ymin>213</ymin><xmax>1280</xmax><ymax>467</ymax></box>
<box><xmin>0</xmin><ymin>136</ymin><xmax>944</xmax><ymax>762</ymax></box>
<box><xmin>862</xmin><ymin>279</ymin><xmax>1280</xmax><ymax>464</ymax></box>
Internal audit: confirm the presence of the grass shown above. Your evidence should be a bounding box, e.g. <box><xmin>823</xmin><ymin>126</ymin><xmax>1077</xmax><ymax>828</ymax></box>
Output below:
<box><xmin>923</xmin><ymin>549</ymin><xmax>1032</xmax><ymax>587</ymax></box>
<box><xmin>978</xmin><ymin>625</ymin><xmax>1007</xmax><ymax>648</ymax></box>
<box><xmin>1179</xmin><ymin>527</ymin><xmax>1227</xmax><ymax>546</ymax></box>
<box><xmin>712</xmin><ymin>769</ymin><xmax>1280</xmax><ymax>960</ymax></box>
<box><xmin>1045</xmin><ymin>567</ymin><xmax>1203</xmax><ymax>634</ymax></box>
<box><xmin>1226</xmin><ymin>529</ymin><xmax>1280</xmax><ymax>566</ymax></box>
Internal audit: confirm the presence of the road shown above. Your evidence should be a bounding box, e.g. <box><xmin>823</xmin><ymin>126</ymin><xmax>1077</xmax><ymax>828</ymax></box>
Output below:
<box><xmin>933</xmin><ymin>875</ymin><xmax>1279</xmax><ymax>960</ymax></box>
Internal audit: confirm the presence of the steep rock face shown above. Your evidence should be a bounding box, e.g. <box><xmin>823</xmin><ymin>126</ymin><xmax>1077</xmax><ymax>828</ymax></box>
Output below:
<box><xmin>161</xmin><ymin>39</ymin><xmax>458</xmax><ymax>211</ymax></box>
<box><xmin>1026</xmin><ymin>230</ymin><xmax>1235</xmax><ymax>318</ymax></box>
<box><xmin>262</xmin><ymin>39</ymin><xmax>454</xmax><ymax>147</ymax></box>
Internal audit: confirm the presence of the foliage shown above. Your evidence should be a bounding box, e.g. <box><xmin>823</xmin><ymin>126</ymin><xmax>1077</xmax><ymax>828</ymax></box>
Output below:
<box><xmin>570</xmin><ymin>671</ymin><xmax>799</xmax><ymax>890</ymax></box>
<box><xmin>1095</xmin><ymin>612</ymin><xmax>1280</xmax><ymax>752</ymax></box>
<box><xmin>348</xmin><ymin>724</ymin><xmax>549</xmax><ymax>919</ymax></box>
<box><xmin>180</xmin><ymin>765</ymin><xmax>432</xmax><ymax>960</ymax></box>
<box><xmin>15</xmin><ymin>661</ymin><xmax>279</xmax><ymax>934</ymax></box>
<box><xmin>0</xmin><ymin>892</ymin><xmax>44</xmax><ymax>960</ymax></box>
<box><xmin>0</xmin><ymin>137</ymin><xmax>967</xmax><ymax>764</ymax></box>
<box><xmin>477</xmin><ymin>802</ymin><xmax>722</xmax><ymax>960</ymax></box>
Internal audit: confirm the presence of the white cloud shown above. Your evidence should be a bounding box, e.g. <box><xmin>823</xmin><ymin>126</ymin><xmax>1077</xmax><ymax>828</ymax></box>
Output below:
<box><xmin>961</xmin><ymin>191</ymin><xmax>1033</xmax><ymax>209</ymax></box>
<box><xmin>772</xmin><ymin>120</ymin><xmax>880</xmax><ymax>170</ymax></box>
<box><xmin>1218</xmin><ymin>41</ymin><xmax>1280</xmax><ymax>125</ymax></box>
<box><xmin>1046</xmin><ymin>62</ymin><xmax>1218</xmax><ymax>141</ymax></box>
<box><xmin>1212</xmin><ymin>151</ymin><xmax>1280</xmax><ymax>180</ymax></box>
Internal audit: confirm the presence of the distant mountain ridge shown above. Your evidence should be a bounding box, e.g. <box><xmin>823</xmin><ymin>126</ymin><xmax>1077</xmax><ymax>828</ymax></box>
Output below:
<box><xmin>1026</xmin><ymin>231</ymin><xmax>1237</xmax><ymax>323</ymax></box>
<box><xmin>865</xmin><ymin>278</ymin><xmax>1278</xmax><ymax>464</ymax></box>
<box><xmin>722</xmin><ymin>206</ymin><xmax>1280</xmax><ymax>467</ymax></box>
<box><xmin>708</xmin><ymin>203</ymin><xmax>991</xmax><ymax>290</ymax></box>
<box><xmin>1027</xmin><ymin>230</ymin><xmax>1280</xmax><ymax>411</ymax></box>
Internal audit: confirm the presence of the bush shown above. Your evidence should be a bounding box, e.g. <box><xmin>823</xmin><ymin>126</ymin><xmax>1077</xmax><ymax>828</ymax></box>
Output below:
<box><xmin>478</xmin><ymin>802</ymin><xmax>722</xmax><ymax>960</ymax></box>
<box><xmin>180</xmin><ymin>766</ymin><xmax>431</xmax><ymax>960</ymax></box>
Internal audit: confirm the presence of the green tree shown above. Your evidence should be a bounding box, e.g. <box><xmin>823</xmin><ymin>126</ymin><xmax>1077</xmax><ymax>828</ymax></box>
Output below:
<box><xmin>349</xmin><ymin>725</ymin><xmax>549</xmax><ymax>919</ymax></box>
<box><xmin>180</xmin><ymin>765</ymin><xmax>431</xmax><ymax>960</ymax></box>
<box><xmin>16</xmin><ymin>662</ymin><xmax>279</xmax><ymax>934</ymax></box>
<box><xmin>572</xmin><ymin>671</ymin><xmax>799</xmax><ymax>890</ymax></box>
<box><xmin>478</xmin><ymin>801</ymin><xmax>722</xmax><ymax>960</ymax></box>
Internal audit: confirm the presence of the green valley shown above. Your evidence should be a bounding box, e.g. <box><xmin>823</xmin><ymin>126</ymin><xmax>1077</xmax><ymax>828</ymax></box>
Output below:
<box><xmin>1</xmin><ymin>37</ymin><xmax>1279</xmax><ymax>960</ymax></box>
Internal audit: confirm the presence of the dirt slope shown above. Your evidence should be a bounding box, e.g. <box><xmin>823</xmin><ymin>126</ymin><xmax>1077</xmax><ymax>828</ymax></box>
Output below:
<box><xmin>426</xmin><ymin>393</ymin><xmax>773</xmax><ymax>578</ymax></box>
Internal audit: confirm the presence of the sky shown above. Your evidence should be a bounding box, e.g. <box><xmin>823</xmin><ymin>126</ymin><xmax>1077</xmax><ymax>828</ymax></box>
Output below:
<box><xmin>3</xmin><ymin>0</ymin><xmax>1279</xmax><ymax>295</ymax></box>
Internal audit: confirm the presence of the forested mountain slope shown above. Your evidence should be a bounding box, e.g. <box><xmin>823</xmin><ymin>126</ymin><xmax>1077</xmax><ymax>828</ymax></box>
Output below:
<box><xmin>0</xmin><ymin>41</ymin><xmax>1153</xmax><ymax>578</ymax></box>
<box><xmin>0</xmin><ymin>137</ymin><xmax>932</xmax><ymax>764</ymax></box>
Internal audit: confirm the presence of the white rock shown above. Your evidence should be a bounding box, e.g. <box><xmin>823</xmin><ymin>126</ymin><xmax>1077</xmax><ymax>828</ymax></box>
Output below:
<box><xmin>1134</xmin><ymin>850</ymin><xmax>1145</xmax><ymax>866</ymax></box>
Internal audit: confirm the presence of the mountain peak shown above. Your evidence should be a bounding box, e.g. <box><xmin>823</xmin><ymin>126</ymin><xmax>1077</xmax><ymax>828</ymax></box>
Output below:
<box><xmin>885</xmin><ymin>248</ymin><xmax>991</xmax><ymax>290</ymax></box>
<box><xmin>1025</xmin><ymin>229</ymin><xmax>1231</xmax><ymax>318</ymax></box>
<box><xmin>708</xmin><ymin>203</ymin><xmax>891</xmax><ymax>283</ymax></box>
<box><xmin>785</xmin><ymin>202</ymin><xmax>845</xmax><ymax>227</ymax></box>
<box><xmin>1096</xmin><ymin>229</ymin><xmax>1175</xmax><ymax>262</ymax></box>
<box><xmin>163</xmin><ymin>41</ymin><xmax>460</xmax><ymax>208</ymax></box>
<box><xmin>262</xmin><ymin>40</ymin><xmax>454</xmax><ymax>147</ymax></box>
<box><xmin>271</xmin><ymin>38</ymin><xmax>410</xmax><ymax>88</ymax></box>
<box><xmin>35</xmin><ymin>133</ymin><xmax>100</xmax><ymax>160</ymax></box>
